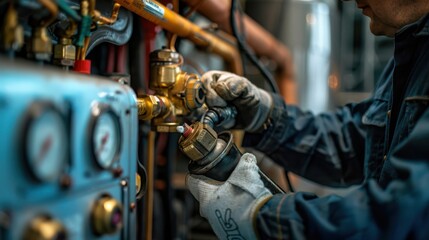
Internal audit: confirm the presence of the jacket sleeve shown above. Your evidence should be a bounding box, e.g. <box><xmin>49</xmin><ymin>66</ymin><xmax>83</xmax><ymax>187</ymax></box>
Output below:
<box><xmin>255</xmin><ymin>108</ymin><xmax>429</xmax><ymax>240</ymax></box>
<box><xmin>243</xmin><ymin>94</ymin><xmax>372</xmax><ymax>187</ymax></box>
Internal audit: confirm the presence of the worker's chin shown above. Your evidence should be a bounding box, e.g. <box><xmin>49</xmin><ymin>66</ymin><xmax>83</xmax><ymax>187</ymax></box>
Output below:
<box><xmin>369</xmin><ymin>21</ymin><xmax>396</xmax><ymax>37</ymax></box>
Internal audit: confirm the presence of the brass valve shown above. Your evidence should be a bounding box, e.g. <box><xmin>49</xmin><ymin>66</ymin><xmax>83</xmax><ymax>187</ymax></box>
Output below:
<box><xmin>29</xmin><ymin>27</ymin><xmax>52</xmax><ymax>61</ymax></box>
<box><xmin>137</xmin><ymin>48</ymin><xmax>206</xmax><ymax>132</ymax></box>
<box><xmin>137</xmin><ymin>95</ymin><xmax>171</xmax><ymax>122</ymax></box>
<box><xmin>1</xmin><ymin>4</ymin><xmax>24</xmax><ymax>51</ymax></box>
<box><xmin>23</xmin><ymin>216</ymin><xmax>67</xmax><ymax>240</ymax></box>
<box><xmin>91</xmin><ymin>195</ymin><xmax>123</xmax><ymax>235</ymax></box>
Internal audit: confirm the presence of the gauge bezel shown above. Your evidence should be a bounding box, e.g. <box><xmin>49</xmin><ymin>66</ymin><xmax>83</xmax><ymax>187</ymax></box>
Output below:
<box><xmin>88</xmin><ymin>103</ymin><xmax>122</xmax><ymax>170</ymax></box>
<box><xmin>19</xmin><ymin>101</ymin><xmax>69</xmax><ymax>182</ymax></box>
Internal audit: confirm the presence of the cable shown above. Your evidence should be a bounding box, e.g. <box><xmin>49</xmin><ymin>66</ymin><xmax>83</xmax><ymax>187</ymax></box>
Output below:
<box><xmin>229</xmin><ymin>0</ymin><xmax>280</xmax><ymax>94</ymax></box>
<box><xmin>229</xmin><ymin>0</ymin><xmax>294</xmax><ymax>192</ymax></box>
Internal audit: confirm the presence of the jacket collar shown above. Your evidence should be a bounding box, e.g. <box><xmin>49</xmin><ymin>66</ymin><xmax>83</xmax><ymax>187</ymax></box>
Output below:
<box><xmin>396</xmin><ymin>13</ymin><xmax>429</xmax><ymax>38</ymax></box>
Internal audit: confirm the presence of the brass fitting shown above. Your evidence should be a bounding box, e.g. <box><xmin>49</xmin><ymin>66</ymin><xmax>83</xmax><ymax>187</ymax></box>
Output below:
<box><xmin>23</xmin><ymin>216</ymin><xmax>67</xmax><ymax>240</ymax></box>
<box><xmin>1</xmin><ymin>4</ymin><xmax>24</xmax><ymax>51</ymax></box>
<box><xmin>53</xmin><ymin>38</ymin><xmax>76</xmax><ymax>67</ymax></box>
<box><xmin>137</xmin><ymin>49</ymin><xmax>206</xmax><ymax>132</ymax></box>
<box><xmin>137</xmin><ymin>95</ymin><xmax>172</xmax><ymax>120</ymax></box>
<box><xmin>93</xmin><ymin>3</ymin><xmax>121</xmax><ymax>25</ymax></box>
<box><xmin>177</xmin><ymin>122</ymin><xmax>218</xmax><ymax>161</ymax></box>
<box><xmin>91</xmin><ymin>196</ymin><xmax>123</xmax><ymax>235</ymax></box>
<box><xmin>29</xmin><ymin>27</ymin><xmax>52</xmax><ymax>61</ymax></box>
<box><xmin>177</xmin><ymin>121</ymin><xmax>243</xmax><ymax>181</ymax></box>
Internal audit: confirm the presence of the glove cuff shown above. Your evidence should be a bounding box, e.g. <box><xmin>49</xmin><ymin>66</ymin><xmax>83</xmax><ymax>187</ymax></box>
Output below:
<box><xmin>251</xmin><ymin>194</ymin><xmax>273</xmax><ymax>239</ymax></box>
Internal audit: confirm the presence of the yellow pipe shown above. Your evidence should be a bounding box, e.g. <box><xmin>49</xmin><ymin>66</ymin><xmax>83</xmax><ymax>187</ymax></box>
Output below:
<box><xmin>114</xmin><ymin>0</ymin><xmax>243</xmax><ymax>75</ymax></box>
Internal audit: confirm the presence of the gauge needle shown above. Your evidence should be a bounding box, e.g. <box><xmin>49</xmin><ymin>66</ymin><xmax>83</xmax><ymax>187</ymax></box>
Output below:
<box><xmin>36</xmin><ymin>135</ymin><xmax>52</xmax><ymax>164</ymax></box>
<box><xmin>97</xmin><ymin>132</ymin><xmax>110</xmax><ymax>154</ymax></box>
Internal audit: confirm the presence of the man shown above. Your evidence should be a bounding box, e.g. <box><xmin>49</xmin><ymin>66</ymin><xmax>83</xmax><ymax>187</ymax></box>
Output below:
<box><xmin>186</xmin><ymin>0</ymin><xmax>429</xmax><ymax>239</ymax></box>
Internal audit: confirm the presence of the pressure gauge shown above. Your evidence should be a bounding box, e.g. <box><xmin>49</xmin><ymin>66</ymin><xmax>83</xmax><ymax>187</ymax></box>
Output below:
<box><xmin>21</xmin><ymin>101</ymin><xmax>68</xmax><ymax>182</ymax></box>
<box><xmin>89</xmin><ymin>103</ymin><xmax>121</xmax><ymax>169</ymax></box>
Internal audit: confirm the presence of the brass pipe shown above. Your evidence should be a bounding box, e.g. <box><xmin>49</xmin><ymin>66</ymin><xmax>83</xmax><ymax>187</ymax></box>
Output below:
<box><xmin>114</xmin><ymin>0</ymin><xmax>243</xmax><ymax>75</ymax></box>
<box><xmin>144</xmin><ymin>131</ymin><xmax>156</xmax><ymax>240</ymax></box>
<box><xmin>81</xmin><ymin>36</ymin><xmax>90</xmax><ymax>58</ymax></box>
<box><xmin>88</xmin><ymin>0</ymin><xmax>96</xmax><ymax>16</ymax></box>
<box><xmin>1</xmin><ymin>3</ymin><xmax>24</xmax><ymax>51</ymax></box>
<box><xmin>168</xmin><ymin>34</ymin><xmax>177</xmax><ymax>51</ymax></box>
<box><xmin>77</xmin><ymin>0</ymin><xmax>89</xmax><ymax>60</ymax></box>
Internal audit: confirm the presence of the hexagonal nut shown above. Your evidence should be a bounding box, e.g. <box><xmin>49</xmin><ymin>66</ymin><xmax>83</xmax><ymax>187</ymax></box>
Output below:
<box><xmin>54</xmin><ymin>44</ymin><xmax>76</xmax><ymax>61</ymax></box>
<box><xmin>182</xmin><ymin>143</ymin><xmax>205</xmax><ymax>161</ymax></box>
<box><xmin>195</xmin><ymin>126</ymin><xmax>217</xmax><ymax>151</ymax></box>
<box><xmin>31</xmin><ymin>28</ymin><xmax>52</xmax><ymax>54</ymax></box>
<box><xmin>150</xmin><ymin>49</ymin><xmax>181</xmax><ymax>63</ymax></box>
<box><xmin>137</xmin><ymin>95</ymin><xmax>162</xmax><ymax>120</ymax></box>
<box><xmin>32</xmin><ymin>37</ymin><xmax>52</xmax><ymax>54</ymax></box>
<box><xmin>185</xmin><ymin>79</ymin><xmax>205</xmax><ymax>109</ymax></box>
<box><xmin>178</xmin><ymin>122</ymin><xmax>217</xmax><ymax>161</ymax></box>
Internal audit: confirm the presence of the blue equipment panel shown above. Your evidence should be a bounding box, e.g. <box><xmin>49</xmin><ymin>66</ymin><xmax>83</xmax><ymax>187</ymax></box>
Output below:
<box><xmin>0</xmin><ymin>58</ymin><xmax>138</xmax><ymax>240</ymax></box>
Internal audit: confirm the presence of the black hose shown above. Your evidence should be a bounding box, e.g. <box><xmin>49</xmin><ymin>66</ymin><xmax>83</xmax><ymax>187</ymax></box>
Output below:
<box><xmin>229</xmin><ymin>0</ymin><xmax>294</xmax><ymax>192</ymax></box>
<box><xmin>229</xmin><ymin>0</ymin><xmax>280</xmax><ymax>94</ymax></box>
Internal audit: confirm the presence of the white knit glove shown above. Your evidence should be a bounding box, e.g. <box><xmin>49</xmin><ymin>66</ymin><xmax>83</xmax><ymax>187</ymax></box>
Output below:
<box><xmin>202</xmin><ymin>70</ymin><xmax>273</xmax><ymax>132</ymax></box>
<box><xmin>186</xmin><ymin>153</ymin><xmax>273</xmax><ymax>240</ymax></box>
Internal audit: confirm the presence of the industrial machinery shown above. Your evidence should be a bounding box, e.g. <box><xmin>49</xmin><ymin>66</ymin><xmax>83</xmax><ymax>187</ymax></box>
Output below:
<box><xmin>0</xmin><ymin>0</ymin><xmax>300</xmax><ymax>239</ymax></box>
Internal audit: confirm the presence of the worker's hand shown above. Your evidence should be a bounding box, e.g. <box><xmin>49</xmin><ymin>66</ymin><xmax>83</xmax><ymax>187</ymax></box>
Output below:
<box><xmin>186</xmin><ymin>153</ymin><xmax>272</xmax><ymax>240</ymax></box>
<box><xmin>202</xmin><ymin>70</ymin><xmax>273</xmax><ymax>132</ymax></box>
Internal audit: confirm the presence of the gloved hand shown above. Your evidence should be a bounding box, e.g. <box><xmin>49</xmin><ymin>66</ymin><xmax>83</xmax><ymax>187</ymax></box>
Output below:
<box><xmin>186</xmin><ymin>153</ymin><xmax>273</xmax><ymax>240</ymax></box>
<box><xmin>202</xmin><ymin>70</ymin><xmax>273</xmax><ymax>132</ymax></box>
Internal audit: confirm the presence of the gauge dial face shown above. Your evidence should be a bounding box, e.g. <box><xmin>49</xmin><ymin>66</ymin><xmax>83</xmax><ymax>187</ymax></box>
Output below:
<box><xmin>91</xmin><ymin>107</ymin><xmax>121</xmax><ymax>169</ymax></box>
<box><xmin>24</xmin><ymin>104</ymin><xmax>68</xmax><ymax>182</ymax></box>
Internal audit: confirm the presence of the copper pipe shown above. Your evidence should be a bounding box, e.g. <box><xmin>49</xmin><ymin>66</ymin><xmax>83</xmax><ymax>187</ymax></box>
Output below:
<box><xmin>144</xmin><ymin>131</ymin><xmax>156</xmax><ymax>240</ymax></box>
<box><xmin>94</xmin><ymin>3</ymin><xmax>121</xmax><ymax>25</ymax></box>
<box><xmin>183</xmin><ymin>0</ymin><xmax>297</xmax><ymax>103</ymax></box>
<box><xmin>81</xmin><ymin>36</ymin><xmax>90</xmax><ymax>58</ymax></box>
<box><xmin>168</xmin><ymin>34</ymin><xmax>178</xmax><ymax>51</ymax></box>
<box><xmin>114</xmin><ymin>0</ymin><xmax>243</xmax><ymax>75</ymax></box>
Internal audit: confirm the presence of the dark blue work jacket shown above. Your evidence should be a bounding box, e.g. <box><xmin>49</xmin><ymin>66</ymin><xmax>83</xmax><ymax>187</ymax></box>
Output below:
<box><xmin>245</xmin><ymin>14</ymin><xmax>429</xmax><ymax>239</ymax></box>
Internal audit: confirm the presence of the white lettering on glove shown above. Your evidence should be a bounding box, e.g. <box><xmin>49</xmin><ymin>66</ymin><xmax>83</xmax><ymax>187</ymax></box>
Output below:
<box><xmin>186</xmin><ymin>153</ymin><xmax>273</xmax><ymax>240</ymax></box>
<box><xmin>215</xmin><ymin>208</ymin><xmax>245</xmax><ymax>240</ymax></box>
